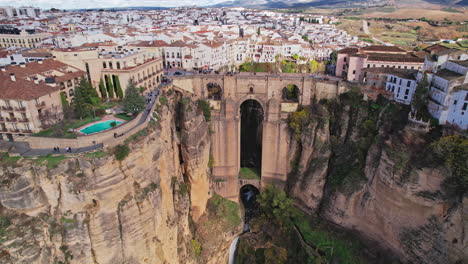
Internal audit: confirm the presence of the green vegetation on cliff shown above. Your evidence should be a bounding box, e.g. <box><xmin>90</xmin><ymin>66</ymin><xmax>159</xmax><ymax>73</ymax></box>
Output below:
<box><xmin>207</xmin><ymin>194</ymin><xmax>241</xmax><ymax>229</ymax></box>
<box><xmin>237</xmin><ymin>185</ymin><xmax>368</xmax><ymax>264</ymax></box>
<box><xmin>431</xmin><ymin>135</ymin><xmax>468</xmax><ymax>197</ymax></box>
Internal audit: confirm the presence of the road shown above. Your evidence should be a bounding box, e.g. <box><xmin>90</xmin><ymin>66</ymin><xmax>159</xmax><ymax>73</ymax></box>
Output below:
<box><xmin>362</xmin><ymin>20</ymin><xmax>391</xmax><ymax>46</ymax></box>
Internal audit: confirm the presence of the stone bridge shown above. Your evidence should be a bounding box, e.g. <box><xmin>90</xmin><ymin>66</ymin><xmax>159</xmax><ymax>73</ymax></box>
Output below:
<box><xmin>171</xmin><ymin>73</ymin><xmax>349</xmax><ymax>200</ymax></box>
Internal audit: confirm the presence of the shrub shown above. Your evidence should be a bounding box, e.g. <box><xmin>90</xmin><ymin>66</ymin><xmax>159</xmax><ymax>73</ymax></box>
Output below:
<box><xmin>114</xmin><ymin>144</ymin><xmax>130</xmax><ymax>161</ymax></box>
<box><xmin>197</xmin><ymin>99</ymin><xmax>211</xmax><ymax>121</ymax></box>
<box><xmin>159</xmin><ymin>96</ymin><xmax>168</xmax><ymax>105</ymax></box>
<box><xmin>192</xmin><ymin>239</ymin><xmax>202</xmax><ymax>257</ymax></box>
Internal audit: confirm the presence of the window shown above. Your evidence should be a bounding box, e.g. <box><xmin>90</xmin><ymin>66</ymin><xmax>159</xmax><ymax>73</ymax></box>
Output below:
<box><xmin>454</xmin><ymin>100</ymin><xmax>457</xmax><ymax>105</ymax></box>
<box><xmin>405</xmin><ymin>89</ymin><xmax>409</xmax><ymax>95</ymax></box>
<box><xmin>367</xmin><ymin>64</ymin><xmax>370</xmax><ymax>68</ymax></box>
<box><xmin>352</xmin><ymin>70</ymin><xmax>356</xmax><ymax>74</ymax></box>
<box><xmin>463</xmin><ymin>103</ymin><xmax>467</xmax><ymax>111</ymax></box>
<box><xmin>103</xmin><ymin>62</ymin><xmax>107</xmax><ymax>68</ymax></box>
<box><xmin>407</xmin><ymin>81</ymin><xmax>411</xmax><ymax>87</ymax></box>
<box><xmin>465</xmin><ymin>93</ymin><xmax>468</xmax><ymax>101</ymax></box>
<box><xmin>344</xmin><ymin>57</ymin><xmax>346</xmax><ymax>62</ymax></box>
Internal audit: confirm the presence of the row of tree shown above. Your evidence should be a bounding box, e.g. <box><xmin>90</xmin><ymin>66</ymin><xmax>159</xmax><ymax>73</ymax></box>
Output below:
<box><xmin>64</xmin><ymin>78</ymin><xmax>146</xmax><ymax>120</ymax></box>
<box><xmin>98</xmin><ymin>75</ymin><xmax>124</xmax><ymax>99</ymax></box>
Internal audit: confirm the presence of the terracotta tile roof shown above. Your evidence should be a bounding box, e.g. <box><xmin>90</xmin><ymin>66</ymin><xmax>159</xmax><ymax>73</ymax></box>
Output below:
<box><xmin>363</xmin><ymin>67</ymin><xmax>417</xmax><ymax>80</ymax></box>
<box><xmin>366</xmin><ymin>53</ymin><xmax>424</xmax><ymax>63</ymax></box>
<box><xmin>435</xmin><ymin>69</ymin><xmax>464</xmax><ymax>80</ymax></box>
<box><xmin>361</xmin><ymin>45</ymin><xmax>406</xmax><ymax>53</ymax></box>
<box><xmin>0</xmin><ymin>59</ymin><xmax>86</xmax><ymax>101</ymax></box>
<box><xmin>0</xmin><ymin>78</ymin><xmax>59</xmax><ymax>101</ymax></box>
<box><xmin>450</xmin><ymin>59</ymin><xmax>468</xmax><ymax>67</ymax></box>
<box><xmin>338</xmin><ymin>47</ymin><xmax>359</xmax><ymax>54</ymax></box>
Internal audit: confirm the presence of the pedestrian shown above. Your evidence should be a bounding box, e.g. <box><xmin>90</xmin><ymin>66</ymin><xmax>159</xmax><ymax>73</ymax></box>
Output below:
<box><xmin>57</xmin><ymin>147</ymin><xmax>60</xmax><ymax>152</ymax></box>
<box><xmin>69</xmin><ymin>147</ymin><xmax>72</xmax><ymax>153</ymax></box>
<box><xmin>53</xmin><ymin>147</ymin><xmax>57</xmax><ymax>152</ymax></box>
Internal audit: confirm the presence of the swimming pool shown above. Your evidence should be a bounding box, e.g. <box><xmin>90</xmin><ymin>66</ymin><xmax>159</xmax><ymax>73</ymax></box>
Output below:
<box><xmin>79</xmin><ymin>120</ymin><xmax>122</xmax><ymax>135</ymax></box>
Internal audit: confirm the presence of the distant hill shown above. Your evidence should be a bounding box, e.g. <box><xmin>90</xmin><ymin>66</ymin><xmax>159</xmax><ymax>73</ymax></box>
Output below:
<box><xmin>210</xmin><ymin>0</ymin><xmax>467</xmax><ymax>8</ymax></box>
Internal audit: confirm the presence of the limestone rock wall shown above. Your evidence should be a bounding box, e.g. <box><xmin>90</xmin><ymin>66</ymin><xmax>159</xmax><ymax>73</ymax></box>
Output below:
<box><xmin>179</xmin><ymin>98</ymin><xmax>211</xmax><ymax>221</ymax></box>
<box><xmin>0</xmin><ymin>97</ymin><xmax>208</xmax><ymax>264</ymax></box>
<box><xmin>285</xmin><ymin>98</ymin><xmax>467</xmax><ymax>264</ymax></box>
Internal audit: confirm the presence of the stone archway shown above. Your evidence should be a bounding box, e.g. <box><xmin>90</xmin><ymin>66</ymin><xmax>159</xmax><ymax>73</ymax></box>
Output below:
<box><xmin>239</xmin><ymin>99</ymin><xmax>264</xmax><ymax>181</ymax></box>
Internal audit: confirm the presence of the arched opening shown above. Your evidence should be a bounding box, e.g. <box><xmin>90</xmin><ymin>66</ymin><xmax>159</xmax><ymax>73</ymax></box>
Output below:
<box><xmin>240</xmin><ymin>184</ymin><xmax>260</xmax><ymax>232</ymax></box>
<box><xmin>282</xmin><ymin>84</ymin><xmax>300</xmax><ymax>102</ymax></box>
<box><xmin>207</xmin><ymin>82</ymin><xmax>222</xmax><ymax>100</ymax></box>
<box><xmin>240</xmin><ymin>99</ymin><xmax>263</xmax><ymax>180</ymax></box>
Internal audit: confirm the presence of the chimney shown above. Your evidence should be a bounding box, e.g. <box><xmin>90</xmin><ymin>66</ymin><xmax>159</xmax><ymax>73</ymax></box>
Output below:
<box><xmin>10</xmin><ymin>73</ymin><xmax>16</xmax><ymax>82</ymax></box>
<box><xmin>19</xmin><ymin>62</ymin><xmax>26</xmax><ymax>68</ymax></box>
<box><xmin>0</xmin><ymin>66</ymin><xmax>5</xmax><ymax>72</ymax></box>
<box><xmin>33</xmin><ymin>77</ymin><xmax>39</xmax><ymax>84</ymax></box>
<box><xmin>38</xmin><ymin>60</ymin><xmax>43</xmax><ymax>64</ymax></box>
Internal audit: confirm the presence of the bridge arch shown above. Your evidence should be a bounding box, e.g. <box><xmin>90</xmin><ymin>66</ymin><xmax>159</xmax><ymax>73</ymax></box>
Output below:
<box><xmin>239</xmin><ymin>99</ymin><xmax>264</xmax><ymax>182</ymax></box>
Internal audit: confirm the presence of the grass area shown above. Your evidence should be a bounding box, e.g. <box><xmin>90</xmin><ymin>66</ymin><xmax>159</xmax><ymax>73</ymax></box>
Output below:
<box><xmin>34</xmin><ymin>154</ymin><xmax>67</xmax><ymax>169</ymax></box>
<box><xmin>442</xmin><ymin>8</ymin><xmax>463</xmax><ymax>13</ymax></box>
<box><xmin>239</xmin><ymin>167</ymin><xmax>261</xmax><ymax>180</ymax></box>
<box><xmin>33</xmin><ymin>117</ymin><xmax>101</xmax><ymax>138</ymax></box>
<box><xmin>293</xmin><ymin>210</ymin><xmax>364</xmax><ymax>264</ymax></box>
<box><xmin>0</xmin><ymin>152</ymin><xmax>21</xmax><ymax>166</ymax></box>
<box><xmin>114</xmin><ymin>113</ymin><xmax>135</xmax><ymax>121</ymax></box>
<box><xmin>85</xmin><ymin>151</ymin><xmax>107</xmax><ymax>159</ymax></box>
<box><xmin>207</xmin><ymin>194</ymin><xmax>241</xmax><ymax>229</ymax></box>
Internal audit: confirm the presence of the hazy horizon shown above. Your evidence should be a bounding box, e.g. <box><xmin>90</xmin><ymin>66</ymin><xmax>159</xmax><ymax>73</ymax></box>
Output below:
<box><xmin>0</xmin><ymin>0</ymin><xmax>228</xmax><ymax>9</ymax></box>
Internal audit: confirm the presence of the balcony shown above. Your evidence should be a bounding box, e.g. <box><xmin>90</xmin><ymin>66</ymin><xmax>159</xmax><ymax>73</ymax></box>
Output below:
<box><xmin>0</xmin><ymin>127</ymin><xmax>7</xmax><ymax>132</ymax></box>
<box><xmin>6</xmin><ymin>117</ymin><xmax>17</xmax><ymax>122</ymax></box>
<box><xmin>1</xmin><ymin>106</ymin><xmax>13</xmax><ymax>111</ymax></box>
<box><xmin>19</xmin><ymin>118</ymin><xmax>29</xmax><ymax>123</ymax></box>
<box><xmin>36</xmin><ymin>102</ymin><xmax>46</xmax><ymax>108</ymax></box>
<box><xmin>22</xmin><ymin>129</ymin><xmax>32</xmax><ymax>134</ymax></box>
<box><xmin>15</xmin><ymin>107</ymin><xmax>26</xmax><ymax>112</ymax></box>
<box><xmin>9</xmin><ymin>128</ymin><xmax>20</xmax><ymax>133</ymax></box>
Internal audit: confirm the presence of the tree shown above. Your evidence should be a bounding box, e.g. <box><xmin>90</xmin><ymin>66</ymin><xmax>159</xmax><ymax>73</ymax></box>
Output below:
<box><xmin>411</xmin><ymin>73</ymin><xmax>430</xmax><ymax>119</ymax></box>
<box><xmin>257</xmin><ymin>27</ymin><xmax>261</xmax><ymax>36</ymax></box>
<box><xmin>122</xmin><ymin>81</ymin><xmax>145</xmax><ymax>115</ymax></box>
<box><xmin>106</xmin><ymin>75</ymin><xmax>115</xmax><ymax>98</ymax></box>
<box><xmin>329</xmin><ymin>51</ymin><xmax>338</xmax><ymax>65</ymax></box>
<box><xmin>431</xmin><ymin>135</ymin><xmax>468</xmax><ymax>197</ymax></box>
<box><xmin>73</xmin><ymin>78</ymin><xmax>99</xmax><ymax>119</ymax></box>
<box><xmin>302</xmin><ymin>34</ymin><xmax>308</xmax><ymax>41</ymax></box>
<box><xmin>310</xmin><ymin>59</ymin><xmax>319</xmax><ymax>73</ymax></box>
<box><xmin>99</xmin><ymin>78</ymin><xmax>107</xmax><ymax>98</ymax></box>
<box><xmin>257</xmin><ymin>185</ymin><xmax>297</xmax><ymax>229</ymax></box>
<box><xmin>115</xmin><ymin>75</ymin><xmax>123</xmax><ymax>98</ymax></box>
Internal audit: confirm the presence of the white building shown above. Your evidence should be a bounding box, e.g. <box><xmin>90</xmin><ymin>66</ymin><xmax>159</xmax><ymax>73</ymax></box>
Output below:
<box><xmin>385</xmin><ymin>72</ymin><xmax>418</xmax><ymax>105</ymax></box>
<box><xmin>427</xmin><ymin>59</ymin><xmax>468</xmax><ymax>129</ymax></box>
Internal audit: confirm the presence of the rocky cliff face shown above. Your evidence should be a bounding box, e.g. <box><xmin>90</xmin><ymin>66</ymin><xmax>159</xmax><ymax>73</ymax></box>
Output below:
<box><xmin>286</xmin><ymin>94</ymin><xmax>467</xmax><ymax>264</ymax></box>
<box><xmin>0</xmin><ymin>94</ymin><xmax>216</xmax><ymax>264</ymax></box>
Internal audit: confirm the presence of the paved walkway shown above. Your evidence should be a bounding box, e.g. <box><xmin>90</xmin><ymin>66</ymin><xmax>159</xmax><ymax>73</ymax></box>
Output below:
<box><xmin>0</xmin><ymin>84</ymin><xmax>165</xmax><ymax>157</ymax></box>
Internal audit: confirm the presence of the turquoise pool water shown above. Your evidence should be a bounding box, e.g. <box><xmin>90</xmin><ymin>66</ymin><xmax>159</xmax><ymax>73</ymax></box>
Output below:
<box><xmin>79</xmin><ymin>120</ymin><xmax>122</xmax><ymax>135</ymax></box>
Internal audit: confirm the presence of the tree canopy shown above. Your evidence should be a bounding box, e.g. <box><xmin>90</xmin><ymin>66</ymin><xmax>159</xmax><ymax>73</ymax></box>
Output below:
<box><xmin>122</xmin><ymin>81</ymin><xmax>146</xmax><ymax>115</ymax></box>
<box><xmin>73</xmin><ymin>77</ymin><xmax>100</xmax><ymax>119</ymax></box>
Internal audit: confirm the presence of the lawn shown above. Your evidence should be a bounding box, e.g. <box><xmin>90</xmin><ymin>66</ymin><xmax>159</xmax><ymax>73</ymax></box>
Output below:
<box><xmin>239</xmin><ymin>167</ymin><xmax>261</xmax><ymax>180</ymax></box>
<box><xmin>34</xmin><ymin>154</ymin><xmax>67</xmax><ymax>169</ymax></box>
<box><xmin>207</xmin><ymin>194</ymin><xmax>241</xmax><ymax>229</ymax></box>
<box><xmin>292</xmin><ymin>210</ymin><xmax>365</xmax><ymax>264</ymax></box>
<box><xmin>0</xmin><ymin>152</ymin><xmax>21</xmax><ymax>166</ymax></box>
<box><xmin>114</xmin><ymin>113</ymin><xmax>135</xmax><ymax>121</ymax></box>
<box><xmin>33</xmin><ymin>117</ymin><xmax>101</xmax><ymax>138</ymax></box>
<box><xmin>85</xmin><ymin>151</ymin><xmax>107</xmax><ymax>159</ymax></box>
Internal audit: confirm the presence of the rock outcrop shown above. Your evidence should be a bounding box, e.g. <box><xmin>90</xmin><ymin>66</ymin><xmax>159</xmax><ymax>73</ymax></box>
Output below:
<box><xmin>286</xmin><ymin>96</ymin><xmax>467</xmax><ymax>264</ymax></box>
<box><xmin>0</xmin><ymin>95</ymin><xmax>217</xmax><ymax>264</ymax></box>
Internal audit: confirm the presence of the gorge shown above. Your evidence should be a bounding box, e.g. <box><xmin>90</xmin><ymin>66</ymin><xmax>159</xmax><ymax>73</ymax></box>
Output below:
<box><xmin>0</xmin><ymin>80</ymin><xmax>467</xmax><ymax>264</ymax></box>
